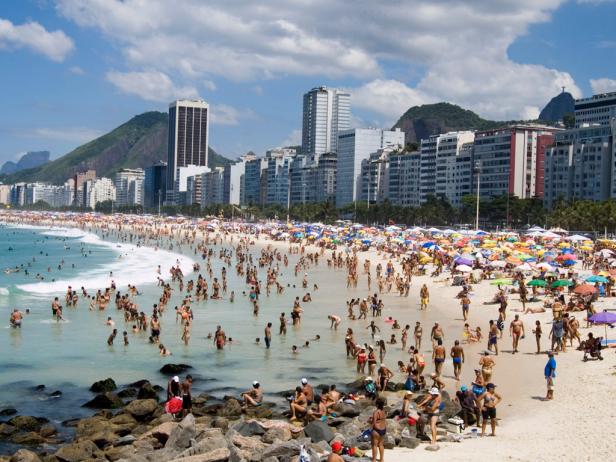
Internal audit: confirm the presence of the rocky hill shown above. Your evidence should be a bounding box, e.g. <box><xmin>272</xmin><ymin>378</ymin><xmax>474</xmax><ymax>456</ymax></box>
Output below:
<box><xmin>1</xmin><ymin>112</ymin><xmax>232</xmax><ymax>185</ymax></box>
<box><xmin>0</xmin><ymin>151</ymin><xmax>50</xmax><ymax>175</ymax></box>
<box><xmin>538</xmin><ymin>91</ymin><xmax>575</xmax><ymax>124</ymax></box>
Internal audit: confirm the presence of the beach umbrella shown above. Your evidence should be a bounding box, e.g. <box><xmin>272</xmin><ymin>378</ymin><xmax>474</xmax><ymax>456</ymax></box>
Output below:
<box><xmin>527</xmin><ymin>279</ymin><xmax>546</xmax><ymax>287</ymax></box>
<box><xmin>489</xmin><ymin>260</ymin><xmax>507</xmax><ymax>268</ymax></box>
<box><xmin>586</xmin><ymin>275</ymin><xmax>609</xmax><ymax>284</ymax></box>
<box><xmin>573</xmin><ymin>284</ymin><xmax>598</xmax><ymax>295</ymax></box>
<box><xmin>455</xmin><ymin>257</ymin><xmax>474</xmax><ymax>266</ymax></box>
<box><xmin>456</xmin><ymin>264</ymin><xmax>473</xmax><ymax>273</ymax></box>
<box><xmin>551</xmin><ymin>279</ymin><xmax>573</xmax><ymax>288</ymax></box>
<box><xmin>490</xmin><ymin>278</ymin><xmax>514</xmax><ymax>286</ymax></box>
<box><xmin>589</xmin><ymin>311</ymin><xmax>616</xmax><ymax>344</ymax></box>
<box><xmin>515</xmin><ymin>263</ymin><xmax>533</xmax><ymax>272</ymax></box>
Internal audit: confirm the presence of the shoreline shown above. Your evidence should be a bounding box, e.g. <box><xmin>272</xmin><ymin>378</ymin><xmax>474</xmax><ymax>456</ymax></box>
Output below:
<box><xmin>0</xmin><ymin>212</ymin><xmax>614</xmax><ymax>461</ymax></box>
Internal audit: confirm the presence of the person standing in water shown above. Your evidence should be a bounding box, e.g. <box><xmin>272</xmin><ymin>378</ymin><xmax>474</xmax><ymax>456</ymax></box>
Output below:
<box><xmin>264</xmin><ymin>322</ymin><xmax>272</xmax><ymax>349</ymax></box>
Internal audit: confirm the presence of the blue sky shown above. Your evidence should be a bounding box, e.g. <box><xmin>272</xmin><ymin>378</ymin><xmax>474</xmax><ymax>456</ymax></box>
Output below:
<box><xmin>0</xmin><ymin>0</ymin><xmax>615</xmax><ymax>165</ymax></box>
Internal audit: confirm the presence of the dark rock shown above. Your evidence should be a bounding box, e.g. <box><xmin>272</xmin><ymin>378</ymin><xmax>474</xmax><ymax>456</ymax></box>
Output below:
<box><xmin>0</xmin><ymin>423</ymin><xmax>17</xmax><ymax>436</ymax></box>
<box><xmin>440</xmin><ymin>391</ymin><xmax>461</xmax><ymax>419</ymax></box>
<box><xmin>128</xmin><ymin>379</ymin><xmax>150</xmax><ymax>388</ymax></box>
<box><xmin>82</xmin><ymin>392</ymin><xmax>123</xmax><ymax>409</ymax></box>
<box><xmin>39</xmin><ymin>423</ymin><xmax>57</xmax><ymax>438</ymax></box>
<box><xmin>152</xmin><ymin>385</ymin><xmax>164</xmax><ymax>392</ymax></box>
<box><xmin>137</xmin><ymin>383</ymin><xmax>159</xmax><ymax>400</ymax></box>
<box><xmin>399</xmin><ymin>435</ymin><xmax>421</xmax><ymax>449</ymax></box>
<box><xmin>219</xmin><ymin>398</ymin><xmax>242</xmax><ymax>417</ymax></box>
<box><xmin>333</xmin><ymin>403</ymin><xmax>360</xmax><ymax>418</ymax></box>
<box><xmin>244</xmin><ymin>405</ymin><xmax>273</xmax><ymax>419</ymax></box>
<box><xmin>124</xmin><ymin>399</ymin><xmax>158</xmax><ymax>420</ymax></box>
<box><xmin>192</xmin><ymin>393</ymin><xmax>210</xmax><ymax>406</ymax></box>
<box><xmin>10</xmin><ymin>432</ymin><xmax>45</xmax><ymax>445</ymax></box>
<box><xmin>33</xmin><ymin>385</ymin><xmax>45</xmax><ymax>391</ymax></box>
<box><xmin>89</xmin><ymin>378</ymin><xmax>117</xmax><ymax>393</ymax></box>
<box><xmin>8</xmin><ymin>416</ymin><xmax>45</xmax><ymax>432</ymax></box>
<box><xmin>261</xmin><ymin>440</ymin><xmax>302</xmax><ymax>459</ymax></box>
<box><xmin>304</xmin><ymin>421</ymin><xmax>334</xmax><ymax>443</ymax></box>
<box><xmin>54</xmin><ymin>439</ymin><xmax>103</xmax><ymax>461</ymax></box>
<box><xmin>159</xmin><ymin>364</ymin><xmax>192</xmax><ymax>375</ymax></box>
<box><xmin>117</xmin><ymin>388</ymin><xmax>137</xmax><ymax>398</ymax></box>
<box><xmin>235</xmin><ymin>421</ymin><xmax>265</xmax><ymax>437</ymax></box>
<box><xmin>0</xmin><ymin>408</ymin><xmax>18</xmax><ymax>416</ymax></box>
<box><xmin>61</xmin><ymin>418</ymin><xmax>80</xmax><ymax>428</ymax></box>
<box><xmin>48</xmin><ymin>390</ymin><xmax>62</xmax><ymax>398</ymax></box>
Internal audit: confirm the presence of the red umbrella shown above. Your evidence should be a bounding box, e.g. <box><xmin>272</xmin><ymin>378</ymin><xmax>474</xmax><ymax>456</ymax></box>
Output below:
<box><xmin>573</xmin><ymin>284</ymin><xmax>597</xmax><ymax>295</ymax></box>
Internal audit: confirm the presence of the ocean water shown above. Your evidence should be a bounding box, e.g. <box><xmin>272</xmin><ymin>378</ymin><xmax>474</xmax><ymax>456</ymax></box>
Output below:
<box><xmin>0</xmin><ymin>225</ymin><xmax>374</xmax><ymax>427</ymax></box>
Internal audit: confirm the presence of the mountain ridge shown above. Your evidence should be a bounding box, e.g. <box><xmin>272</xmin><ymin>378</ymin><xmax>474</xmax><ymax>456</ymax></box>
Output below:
<box><xmin>0</xmin><ymin>112</ymin><xmax>233</xmax><ymax>185</ymax></box>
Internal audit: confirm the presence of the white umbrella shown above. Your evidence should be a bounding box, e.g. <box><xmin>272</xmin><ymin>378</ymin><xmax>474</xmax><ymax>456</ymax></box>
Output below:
<box><xmin>528</xmin><ymin>226</ymin><xmax>545</xmax><ymax>232</ymax></box>
<box><xmin>515</xmin><ymin>263</ymin><xmax>533</xmax><ymax>272</ymax></box>
<box><xmin>490</xmin><ymin>261</ymin><xmax>507</xmax><ymax>268</ymax></box>
<box><xmin>456</xmin><ymin>264</ymin><xmax>473</xmax><ymax>273</ymax></box>
<box><xmin>536</xmin><ymin>262</ymin><xmax>554</xmax><ymax>270</ymax></box>
<box><xmin>567</xmin><ymin>234</ymin><xmax>589</xmax><ymax>242</ymax></box>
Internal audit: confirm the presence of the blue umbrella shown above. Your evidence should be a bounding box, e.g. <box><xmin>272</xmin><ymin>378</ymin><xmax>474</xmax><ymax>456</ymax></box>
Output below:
<box><xmin>586</xmin><ymin>275</ymin><xmax>609</xmax><ymax>284</ymax></box>
<box><xmin>455</xmin><ymin>257</ymin><xmax>474</xmax><ymax>266</ymax></box>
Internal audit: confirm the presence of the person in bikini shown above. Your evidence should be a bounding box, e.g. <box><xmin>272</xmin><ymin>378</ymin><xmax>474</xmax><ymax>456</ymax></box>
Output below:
<box><xmin>370</xmin><ymin>397</ymin><xmax>387</xmax><ymax>462</ymax></box>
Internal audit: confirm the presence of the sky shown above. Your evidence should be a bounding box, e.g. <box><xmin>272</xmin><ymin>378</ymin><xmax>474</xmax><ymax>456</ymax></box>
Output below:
<box><xmin>0</xmin><ymin>0</ymin><xmax>615</xmax><ymax>164</ymax></box>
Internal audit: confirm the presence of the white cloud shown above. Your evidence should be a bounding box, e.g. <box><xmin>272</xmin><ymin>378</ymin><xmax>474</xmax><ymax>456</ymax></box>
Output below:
<box><xmin>280</xmin><ymin>129</ymin><xmax>301</xmax><ymax>147</ymax></box>
<box><xmin>57</xmin><ymin>0</ymin><xmax>580</xmax><ymax>120</ymax></box>
<box><xmin>69</xmin><ymin>65</ymin><xmax>84</xmax><ymax>75</ymax></box>
<box><xmin>106</xmin><ymin>70</ymin><xmax>199</xmax><ymax>102</ymax></box>
<box><xmin>210</xmin><ymin>104</ymin><xmax>255</xmax><ymax>126</ymax></box>
<box><xmin>0</xmin><ymin>17</ymin><xmax>74</xmax><ymax>62</ymax></box>
<box><xmin>29</xmin><ymin>127</ymin><xmax>103</xmax><ymax>143</ymax></box>
<box><xmin>202</xmin><ymin>80</ymin><xmax>217</xmax><ymax>91</ymax></box>
<box><xmin>590</xmin><ymin>78</ymin><xmax>616</xmax><ymax>94</ymax></box>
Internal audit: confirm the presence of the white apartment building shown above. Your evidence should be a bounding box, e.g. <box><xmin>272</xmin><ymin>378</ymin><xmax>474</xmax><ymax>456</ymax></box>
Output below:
<box><xmin>574</xmin><ymin>92</ymin><xmax>616</xmax><ymax>127</ymax></box>
<box><xmin>115</xmin><ymin>168</ymin><xmax>145</xmax><ymax>206</ymax></box>
<box><xmin>0</xmin><ymin>184</ymin><xmax>10</xmax><ymax>204</ymax></box>
<box><xmin>85</xmin><ymin>177</ymin><xmax>116</xmax><ymax>209</ymax></box>
<box><xmin>302</xmin><ymin>86</ymin><xmax>351</xmax><ymax>154</ymax></box>
<box><xmin>335</xmin><ymin>128</ymin><xmax>404</xmax><ymax>207</ymax></box>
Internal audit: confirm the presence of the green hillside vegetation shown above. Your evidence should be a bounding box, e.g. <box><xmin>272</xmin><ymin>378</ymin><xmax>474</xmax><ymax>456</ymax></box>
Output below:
<box><xmin>392</xmin><ymin>102</ymin><xmax>548</xmax><ymax>144</ymax></box>
<box><xmin>1</xmin><ymin>111</ymin><xmax>232</xmax><ymax>185</ymax></box>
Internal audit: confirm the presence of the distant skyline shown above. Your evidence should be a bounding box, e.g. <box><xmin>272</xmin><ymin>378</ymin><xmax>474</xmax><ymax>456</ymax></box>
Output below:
<box><xmin>0</xmin><ymin>0</ymin><xmax>615</xmax><ymax>164</ymax></box>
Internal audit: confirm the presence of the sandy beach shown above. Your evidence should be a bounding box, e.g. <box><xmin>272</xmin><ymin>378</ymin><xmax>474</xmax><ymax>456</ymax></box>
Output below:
<box><xmin>0</xmin><ymin>212</ymin><xmax>614</xmax><ymax>461</ymax></box>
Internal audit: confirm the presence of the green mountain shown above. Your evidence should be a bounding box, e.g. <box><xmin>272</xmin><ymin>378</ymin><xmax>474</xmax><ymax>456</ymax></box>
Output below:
<box><xmin>1</xmin><ymin>112</ymin><xmax>233</xmax><ymax>185</ymax></box>
<box><xmin>392</xmin><ymin>102</ymin><xmax>548</xmax><ymax>145</ymax></box>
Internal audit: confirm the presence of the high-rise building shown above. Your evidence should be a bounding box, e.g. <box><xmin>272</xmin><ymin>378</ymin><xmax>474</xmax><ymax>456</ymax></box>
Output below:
<box><xmin>115</xmin><ymin>168</ymin><xmax>145</xmax><ymax>206</ymax></box>
<box><xmin>201</xmin><ymin>168</ymin><xmax>225</xmax><ymax>208</ymax></box>
<box><xmin>544</xmin><ymin>122</ymin><xmax>614</xmax><ymax>208</ymax></box>
<box><xmin>166</xmin><ymin>99</ymin><xmax>209</xmax><ymax>203</ymax></box>
<box><xmin>0</xmin><ymin>184</ymin><xmax>10</xmax><ymax>205</ymax></box>
<box><xmin>224</xmin><ymin>157</ymin><xmax>248</xmax><ymax>206</ymax></box>
<box><xmin>144</xmin><ymin>162</ymin><xmax>167</xmax><ymax>209</ymax></box>
<box><xmin>419</xmin><ymin>131</ymin><xmax>475</xmax><ymax>205</ymax></box>
<box><xmin>302</xmin><ymin>87</ymin><xmax>351</xmax><ymax>155</ymax></box>
<box><xmin>335</xmin><ymin>128</ymin><xmax>404</xmax><ymax>207</ymax></box>
<box><xmin>241</xmin><ymin>155</ymin><xmax>266</xmax><ymax>206</ymax></box>
<box><xmin>574</xmin><ymin>92</ymin><xmax>616</xmax><ymax>127</ymax></box>
<box><xmin>473</xmin><ymin>125</ymin><xmax>558</xmax><ymax>200</ymax></box>
<box><xmin>360</xmin><ymin>149</ymin><xmax>392</xmax><ymax>206</ymax></box>
<box><xmin>388</xmin><ymin>151</ymin><xmax>421</xmax><ymax>207</ymax></box>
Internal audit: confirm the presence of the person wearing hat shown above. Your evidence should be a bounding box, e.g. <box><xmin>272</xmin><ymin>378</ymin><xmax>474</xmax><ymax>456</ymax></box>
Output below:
<box><xmin>301</xmin><ymin>378</ymin><xmax>314</xmax><ymax>405</ymax></box>
<box><xmin>417</xmin><ymin>387</ymin><xmax>442</xmax><ymax>445</ymax></box>
<box><xmin>167</xmin><ymin>375</ymin><xmax>180</xmax><ymax>400</ymax></box>
<box><xmin>455</xmin><ymin>385</ymin><xmax>479</xmax><ymax>427</ymax></box>
<box><xmin>241</xmin><ymin>381</ymin><xmax>263</xmax><ymax>408</ymax></box>
<box><xmin>364</xmin><ymin>376</ymin><xmax>377</xmax><ymax>400</ymax></box>
<box><xmin>478</xmin><ymin>383</ymin><xmax>501</xmax><ymax>437</ymax></box>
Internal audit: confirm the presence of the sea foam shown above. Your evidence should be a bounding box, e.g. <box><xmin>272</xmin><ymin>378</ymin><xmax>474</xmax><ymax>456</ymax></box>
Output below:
<box><xmin>16</xmin><ymin>229</ymin><xmax>195</xmax><ymax>295</ymax></box>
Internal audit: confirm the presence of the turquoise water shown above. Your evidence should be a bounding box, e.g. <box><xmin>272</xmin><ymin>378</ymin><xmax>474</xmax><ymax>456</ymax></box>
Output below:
<box><xmin>0</xmin><ymin>225</ymin><xmax>368</xmax><ymax>426</ymax></box>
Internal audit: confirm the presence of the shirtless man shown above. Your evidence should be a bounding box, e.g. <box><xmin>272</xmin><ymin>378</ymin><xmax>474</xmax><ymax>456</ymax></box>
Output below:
<box><xmin>328</xmin><ymin>314</ymin><xmax>341</xmax><ymax>330</ymax></box>
<box><xmin>9</xmin><ymin>309</ymin><xmax>22</xmax><ymax>328</ymax></box>
<box><xmin>279</xmin><ymin>312</ymin><xmax>287</xmax><ymax>335</ymax></box>
<box><xmin>433</xmin><ymin>339</ymin><xmax>446</xmax><ymax>377</ymax></box>
<box><xmin>181</xmin><ymin>375</ymin><xmax>193</xmax><ymax>417</ymax></box>
<box><xmin>241</xmin><ymin>381</ymin><xmax>263</xmax><ymax>408</ymax></box>
<box><xmin>509</xmin><ymin>314</ymin><xmax>525</xmax><ymax>354</ymax></box>
<box><xmin>214</xmin><ymin>325</ymin><xmax>226</xmax><ymax>350</ymax></box>
<box><xmin>430</xmin><ymin>323</ymin><xmax>444</xmax><ymax>349</ymax></box>
<box><xmin>264</xmin><ymin>322</ymin><xmax>272</xmax><ymax>349</ymax></box>
<box><xmin>450</xmin><ymin>340</ymin><xmax>465</xmax><ymax>380</ymax></box>
<box><xmin>420</xmin><ymin>284</ymin><xmax>430</xmax><ymax>310</ymax></box>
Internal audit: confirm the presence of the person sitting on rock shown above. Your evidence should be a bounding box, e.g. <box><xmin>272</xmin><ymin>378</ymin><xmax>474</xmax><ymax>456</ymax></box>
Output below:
<box><xmin>241</xmin><ymin>381</ymin><xmax>263</xmax><ymax>408</ymax></box>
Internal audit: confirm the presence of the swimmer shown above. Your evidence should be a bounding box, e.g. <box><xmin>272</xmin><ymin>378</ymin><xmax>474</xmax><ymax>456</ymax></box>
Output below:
<box><xmin>107</xmin><ymin>329</ymin><xmax>118</xmax><ymax>346</ymax></box>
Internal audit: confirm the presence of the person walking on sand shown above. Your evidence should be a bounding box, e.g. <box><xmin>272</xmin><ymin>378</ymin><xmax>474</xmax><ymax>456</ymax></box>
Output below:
<box><xmin>460</xmin><ymin>293</ymin><xmax>471</xmax><ymax>321</ymax></box>
<box><xmin>544</xmin><ymin>351</ymin><xmax>556</xmax><ymax>401</ymax></box>
<box><xmin>414</xmin><ymin>322</ymin><xmax>423</xmax><ymax>351</ymax></box>
<box><xmin>450</xmin><ymin>340</ymin><xmax>465</xmax><ymax>380</ymax></box>
<box><xmin>488</xmin><ymin>320</ymin><xmax>499</xmax><ymax>355</ymax></box>
<box><xmin>420</xmin><ymin>284</ymin><xmax>429</xmax><ymax>310</ymax></box>
<box><xmin>509</xmin><ymin>314</ymin><xmax>525</xmax><ymax>354</ymax></box>
<box><xmin>478</xmin><ymin>383</ymin><xmax>501</xmax><ymax>437</ymax></box>
<box><xmin>533</xmin><ymin>320</ymin><xmax>542</xmax><ymax>354</ymax></box>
